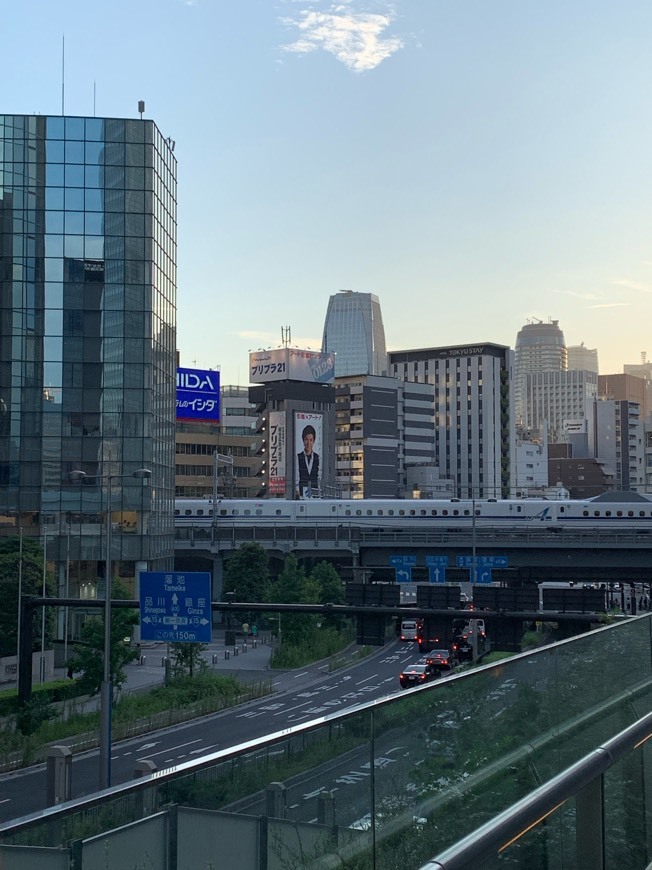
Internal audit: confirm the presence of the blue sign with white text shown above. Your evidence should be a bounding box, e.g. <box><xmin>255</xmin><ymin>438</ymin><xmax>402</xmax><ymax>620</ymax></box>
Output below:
<box><xmin>428</xmin><ymin>566</ymin><xmax>446</xmax><ymax>584</ymax></box>
<box><xmin>389</xmin><ymin>555</ymin><xmax>417</xmax><ymax>567</ymax></box>
<box><xmin>456</xmin><ymin>555</ymin><xmax>508</xmax><ymax>569</ymax></box>
<box><xmin>425</xmin><ymin>555</ymin><xmax>449</xmax><ymax>567</ymax></box>
<box><xmin>140</xmin><ymin>572</ymin><xmax>212</xmax><ymax>643</ymax></box>
<box><xmin>176</xmin><ymin>367</ymin><xmax>220</xmax><ymax>423</ymax></box>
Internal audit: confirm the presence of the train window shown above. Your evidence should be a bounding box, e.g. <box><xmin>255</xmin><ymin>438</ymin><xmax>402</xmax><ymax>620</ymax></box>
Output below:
<box><xmin>399</xmin><ymin>510</ymin><xmax>405</xmax><ymax>516</ymax></box>
<box><xmin>442</xmin><ymin>510</ymin><xmax>448</xmax><ymax>516</ymax></box>
<box><xmin>275</xmin><ymin>509</ymin><xmax>282</xmax><ymax>516</ymax></box>
<box><xmin>453</xmin><ymin>509</ymin><xmax>459</xmax><ymax>516</ymax></box>
<box><xmin>184</xmin><ymin>510</ymin><xmax>192</xmax><ymax>516</ymax></box>
<box><xmin>175</xmin><ymin>510</ymin><xmax>180</xmax><ymax>516</ymax></box>
<box><xmin>594</xmin><ymin>511</ymin><xmax>600</xmax><ymax>517</ymax></box>
<box><xmin>208</xmin><ymin>510</ymin><xmax>213</xmax><ymax>517</ymax></box>
<box><xmin>256</xmin><ymin>509</ymin><xmax>263</xmax><ymax>515</ymax></box>
<box><xmin>464</xmin><ymin>509</ymin><xmax>470</xmax><ymax>516</ymax></box>
<box><xmin>559</xmin><ymin>506</ymin><xmax>565</xmax><ymax>513</ymax></box>
<box><xmin>583</xmin><ymin>510</ymin><xmax>589</xmax><ymax>516</ymax></box>
<box><xmin>345</xmin><ymin>510</ymin><xmax>351</xmax><ymax>516</ymax></box>
<box><xmin>616</xmin><ymin>511</ymin><xmax>622</xmax><ymax>517</ymax></box>
<box><xmin>367</xmin><ymin>510</ymin><xmax>373</xmax><ymax>516</ymax></box>
<box><xmin>356</xmin><ymin>510</ymin><xmax>362</xmax><ymax>516</ymax></box>
<box><xmin>605</xmin><ymin>511</ymin><xmax>611</xmax><ymax>517</ymax></box>
<box><xmin>640</xmin><ymin>511</ymin><xmax>646</xmax><ymax>517</ymax></box>
<box><xmin>628</xmin><ymin>511</ymin><xmax>634</xmax><ymax>517</ymax></box>
<box><xmin>197</xmin><ymin>510</ymin><xmax>204</xmax><ymax>516</ymax></box>
<box><xmin>244</xmin><ymin>510</ymin><xmax>251</xmax><ymax>516</ymax></box>
<box><xmin>433</xmin><ymin>510</ymin><xmax>437</xmax><ymax>516</ymax></box>
<box><xmin>409</xmin><ymin>510</ymin><xmax>416</xmax><ymax>516</ymax></box>
<box><xmin>377</xmin><ymin>510</ymin><xmax>383</xmax><ymax>515</ymax></box>
<box><xmin>388</xmin><ymin>510</ymin><xmax>394</xmax><ymax>516</ymax></box>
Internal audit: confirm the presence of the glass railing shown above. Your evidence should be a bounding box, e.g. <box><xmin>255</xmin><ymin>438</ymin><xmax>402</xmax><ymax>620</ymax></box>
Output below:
<box><xmin>0</xmin><ymin>615</ymin><xmax>650</xmax><ymax>869</ymax></box>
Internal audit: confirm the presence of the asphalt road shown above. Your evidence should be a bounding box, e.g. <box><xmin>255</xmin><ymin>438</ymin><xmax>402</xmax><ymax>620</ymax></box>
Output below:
<box><xmin>0</xmin><ymin>640</ymin><xmax>422</xmax><ymax>823</ymax></box>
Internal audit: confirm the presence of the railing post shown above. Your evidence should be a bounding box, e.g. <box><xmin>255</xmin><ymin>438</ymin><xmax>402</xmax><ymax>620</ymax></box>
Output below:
<box><xmin>575</xmin><ymin>774</ymin><xmax>604</xmax><ymax>870</ymax></box>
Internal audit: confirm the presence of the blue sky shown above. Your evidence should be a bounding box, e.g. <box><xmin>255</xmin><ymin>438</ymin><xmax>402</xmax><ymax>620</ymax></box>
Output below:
<box><xmin>4</xmin><ymin>0</ymin><xmax>652</xmax><ymax>384</ymax></box>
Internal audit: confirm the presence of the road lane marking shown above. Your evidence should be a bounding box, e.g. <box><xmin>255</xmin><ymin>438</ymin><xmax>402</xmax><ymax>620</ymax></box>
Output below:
<box><xmin>137</xmin><ymin>739</ymin><xmax>202</xmax><ymax>760</ymax></box>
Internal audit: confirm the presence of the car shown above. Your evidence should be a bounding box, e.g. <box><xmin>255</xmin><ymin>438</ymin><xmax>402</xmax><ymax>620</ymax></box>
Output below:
<box><xmin>425</xmin><ymin>649</ymin><xmax>456</xmax><ymax>670</ymax></box>
<box><xmin>399</xmin><ymin>663</ymin><xmax>440</xmax><ymax>689</ymax></box>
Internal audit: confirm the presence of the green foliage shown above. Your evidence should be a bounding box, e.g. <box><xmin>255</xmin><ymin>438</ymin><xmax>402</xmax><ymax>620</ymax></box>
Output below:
<box><xmin>64</xmin><ymin>579</ymin><xmax>139</xmax><ymax>696</ymax></box>
<box><xmin>0</xmin><ymin>535</ymin><xmax>56</xmax><ymax>657</ymax></box>
<box><xmin>223</xmin><ymin>542</ymin><xmax>270</xmax><ymax>604</ymax></box>
<box><xmin>170</xmin><ymin>642</ymin><xmax>208</xmax><ymax>678</ymax></box>
<box><xmin>270</xmin><ymin>625</ymin><xmax>352</xmax><ymax>668</ymax></box>
<box><xmin>269</xmin><ymin>555</ymin><xmax>319</xmax><ymax>646</ymax></box>
<box><xmin>15</xmin><ymin>693</ymin><xmax>55</xmax><ymax>736</ymax></box>
<box><xmin>521</xmin><ymin>623</ymin><xmax>561</xmax><ymax>650</ymax></box>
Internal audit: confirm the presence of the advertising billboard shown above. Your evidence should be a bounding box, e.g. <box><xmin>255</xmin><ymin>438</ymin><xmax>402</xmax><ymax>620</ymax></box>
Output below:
<box><xmin>295</xmin><ymin>412</ymin><xmax>323</xmax><ymax>498</ymax></box>
<box><xmin>249</xmin><ymin>348</ymin><xmax>335</xmax><ymax>384</ymax></box>
<box><xmin>268</xmin><ymin>411</ymin><xmax>287</xmax><ymax>496</ymax></box>
<box><xmin>176</xmin><ymin>368</ymin><xmax>220</xmax><ymax>422</ymax></box>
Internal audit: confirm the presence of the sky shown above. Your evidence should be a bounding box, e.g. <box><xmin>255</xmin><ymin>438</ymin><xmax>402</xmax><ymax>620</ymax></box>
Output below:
<box><xmin>4</xmin><ymin>0</ymin><xmax>652</xmax><ymax>385</ymax></box>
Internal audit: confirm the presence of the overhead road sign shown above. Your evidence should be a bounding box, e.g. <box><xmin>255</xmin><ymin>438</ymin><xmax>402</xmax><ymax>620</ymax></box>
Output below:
<box><xmin>425</xmin><ymin>556</ymin><xmax>449</xmax><ymax>567</ymax></box>
<box><xmin>390</xmin><ymin>555</ymin><xmax>417</xmax><ymax>567</ymax></box>
<box><xmin>456</xmin><ymin>555</ymin><xmax>508</xmax><ymax>569</ymax></box>
<box><xmin>140</xmin><ymin>572</ymin><xmax>212</xmax><ymax>643</ymax></box>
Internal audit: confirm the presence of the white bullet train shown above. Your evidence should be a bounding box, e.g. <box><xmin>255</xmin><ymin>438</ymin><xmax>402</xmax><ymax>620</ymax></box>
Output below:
<box><xmin>175</xmin><ymin>495</ymin><xmax>652</xmax><ymax>532</ymax></box>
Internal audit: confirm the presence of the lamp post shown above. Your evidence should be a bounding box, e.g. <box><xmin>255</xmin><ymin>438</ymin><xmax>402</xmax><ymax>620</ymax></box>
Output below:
<box><xmin>69</xmin><ymin>467</ymin><xmax>151</xmax><ymax>789</ymax></box>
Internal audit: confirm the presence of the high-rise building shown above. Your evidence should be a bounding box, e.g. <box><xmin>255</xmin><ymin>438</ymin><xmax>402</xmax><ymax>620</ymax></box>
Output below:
<box><xmin>514</xmin><ymin>319</ymin><xmax>567</xmax><ymax>426</ymax></box>
<box><xmin>389</xmin><ymin>343</ymin><xmax>515</xmax><ymax>498</ymax></box>
<box><xmin>175</xmin><ymin>385</ymin><xmax>264</xmax><ymax>499</ymax></box>
<box><xmin>592</xmin><ymin>399</ymin><xmax>644</xmax><ymax>491</ymax></box>
<box><xmin>333</xmin><ymin>374</ymin><xmax>438</xmax><ymax>498</ymax></box>
<box><xmin>322</xmin><ymin>290</ymin><xmax>387</xmax><ymax>377</ymax></box>
<box><xmin>567</xmin><ymin>342</ymin><xmax>599</xmax><ymax>374</ymax></box>
<box><xmin>0</xmin><ymin>113</ymin><xmax>177</xmax><ymax>610</ymax></box>
<box><xmin>523</xmin><ymin>370</ymin><xmax>599</xmax><ymax>442</ymax></box>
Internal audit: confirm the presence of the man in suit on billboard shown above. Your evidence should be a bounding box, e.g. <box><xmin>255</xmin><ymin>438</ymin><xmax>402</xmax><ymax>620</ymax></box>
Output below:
<box><xmin>297</xmin><ymin>424</ymin><xmax>319</xmax><ymax>497</ymax></box>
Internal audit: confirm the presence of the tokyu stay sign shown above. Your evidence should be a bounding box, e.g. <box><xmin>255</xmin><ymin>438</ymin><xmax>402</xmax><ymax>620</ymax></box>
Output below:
<box><xmin>140</xmin><ymin>572</ymin><xmax>212</xmax><ymax>643</ymax></box>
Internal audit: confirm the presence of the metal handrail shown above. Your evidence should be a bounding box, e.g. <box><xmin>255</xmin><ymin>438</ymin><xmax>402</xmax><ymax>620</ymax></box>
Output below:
<box><xmin>419</xmin><ymin>710</ymin><xmax>652</xmax><ymax>869</ymax></box>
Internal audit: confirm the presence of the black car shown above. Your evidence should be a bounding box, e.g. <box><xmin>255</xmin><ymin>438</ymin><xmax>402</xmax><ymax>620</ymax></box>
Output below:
<box><xmin>425</xmin><ymin>649</ymin><xmax>456</xmax><ymax>670</ymax></box>
<box><xmin>399</xmin><ymin>663</ymin><xmax>440</xmax><ymax>689</ymax></box>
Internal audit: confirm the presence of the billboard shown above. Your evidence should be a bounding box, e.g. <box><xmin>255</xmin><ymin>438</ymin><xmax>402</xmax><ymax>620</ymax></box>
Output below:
<box><xmin>249</xmin><ymin>348</ymin><xmax>335</xmax><ymax>384</ymax></box>
<box><xmin>295</xmin><ymin>412</ymin><xmax>323</xmax><ymax>498</ymax></box>
<box><xmin>268</xmin><ymin>411</ymin><xmax>287</xmax><ymax>496</ymax></box>
<box><xmin>176</xmin><ymin>367</ymin><xmax>220</xmax><ymax>422</ymax></box>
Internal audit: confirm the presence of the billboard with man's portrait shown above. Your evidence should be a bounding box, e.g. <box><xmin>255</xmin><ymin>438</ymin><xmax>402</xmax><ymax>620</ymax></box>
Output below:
<box><xmin>295</xmin><ymin>412</ymin><xmax>323</xmax><ymax>498</ymax></box>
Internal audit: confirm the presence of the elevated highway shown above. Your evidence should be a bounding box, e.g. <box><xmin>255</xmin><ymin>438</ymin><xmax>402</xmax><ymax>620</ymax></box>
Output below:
<box><xmin>174</xmin><ymin>519</ymin><xmax>652</xmax><ymax>584</ymax></box>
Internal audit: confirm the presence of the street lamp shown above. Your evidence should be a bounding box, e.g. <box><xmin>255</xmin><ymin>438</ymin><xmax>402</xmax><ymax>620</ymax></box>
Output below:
<box><xmin>69</xmin><ymin>467</ymin><xmax>151</xmax><ymax>789</ymax></box>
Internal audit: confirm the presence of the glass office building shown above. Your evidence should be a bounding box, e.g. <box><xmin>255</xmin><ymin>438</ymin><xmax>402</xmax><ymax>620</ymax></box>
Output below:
<box><xmin>322</xmin><ymin>290</ymin><xmax>387</xmax><ymax>377</ymax></box>
<box><xmin>0</xmin><ymin>114</ymin><xmax>177</xmax><ymax>601</ymax></box>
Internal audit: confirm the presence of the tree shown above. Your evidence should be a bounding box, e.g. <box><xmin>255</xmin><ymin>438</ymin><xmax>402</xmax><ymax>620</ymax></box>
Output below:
<box><xmin>0</xmin><ymin>536</ymin><xmax>56</xmax><ymax>658</ymax></box>
<box><xmin>269</xmin><ymin>555</ymin><xmax>320</xmax><ymax>646</ymax></box>
<box><xmin>223</xmin><ymin>543</ymin><xmax>270</xmax><ymax>603</ymax></box>
<box><xmin>65</xmin><ymin>579</ymin><xmax>139</xmax><ymax>696</ymax></box>
<box><xmin>309</xmin><ymin>561</ymin><xmax>345</xmax><ymax>629</ymax></box>
<box><xmin>170</xmin><ymin>642</ymin><xmax>208</xmax><ymax>679</ymax></box>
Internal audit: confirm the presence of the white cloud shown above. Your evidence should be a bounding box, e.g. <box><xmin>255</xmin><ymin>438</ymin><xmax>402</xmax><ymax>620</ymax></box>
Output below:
<box><xmin>587</xmin><ymin>302</ymin><xmax>629</xmax><ymax>309</ymax></box>
<box><xmin>612</xmin><ymin>278</ymin><xmax>652</xmax><ymax>293</ymax></box>
<box><xmin>281</xmin><ymin>3</ymin><xmax>404</xmax><ymax>72</ymax></box>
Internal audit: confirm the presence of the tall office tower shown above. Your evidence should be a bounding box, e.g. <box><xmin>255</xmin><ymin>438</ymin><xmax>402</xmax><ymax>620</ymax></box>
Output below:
<box><xmin>333</xmin><ymin>374</ymin><xmax>438</xmax><ymax>498</ymax></box>
<box><xmin>523</xmin><ymin>370</ymin><xmax>598</xmax><ymax>442</ymax></box>
<box><xmin>514</xmin><ymin>319</ymin><xmax>567</xmax><ymax>426</ymax></box>
<box><xmin>592</xmin><ymin>399</ymin><xmax>644</xmax><ymax>491</ymax></box>
<box><xmin>322</xmin><ymin>290</ymin><xmax>387</xmax><ymax>377</ymax></box>
<box><xmin>389</xmin><ymin>344</ymin><xmax>515</xmax><ymax>498</ymax></box>
<box><xmin>599</xmin><ymin>373</ymin><xmax>652</xmax><ymax>420</ymax></box>
<box><xmin>0</xmin><ymin>114</ymin><xmax>177</xmax><ymax>612</ymax></box>
<box><xmin>567</xmin><ymin>342</ymin><xmax>599</xmax><ymax>374</ymax></box>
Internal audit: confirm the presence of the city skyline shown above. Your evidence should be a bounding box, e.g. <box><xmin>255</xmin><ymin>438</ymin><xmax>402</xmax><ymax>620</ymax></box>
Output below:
<box><xmin>5</xmin><ymin>0</ymin><xmax>651</xmax><ymax>385</ymax></box>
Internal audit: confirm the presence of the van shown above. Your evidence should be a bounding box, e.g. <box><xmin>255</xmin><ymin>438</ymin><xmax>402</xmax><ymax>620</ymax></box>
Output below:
<box><xmin>400</xmin><ymin>619</ymin><xmax>419</xmax><ymax>642</ymax></box>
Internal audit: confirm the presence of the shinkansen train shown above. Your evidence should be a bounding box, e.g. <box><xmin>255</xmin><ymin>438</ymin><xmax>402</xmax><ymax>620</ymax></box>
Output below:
<box><xmin>174</xmin><ymin>495</ymin><xmax>652</xmax><ymax>532</ymax></box>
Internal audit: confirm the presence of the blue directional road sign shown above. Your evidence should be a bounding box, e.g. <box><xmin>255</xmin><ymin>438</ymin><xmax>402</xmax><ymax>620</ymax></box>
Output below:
<box><xmin>390</xmin><ymin>554</ymin><xmax>416</xmax><ymax>583</ymax></box>
<box><xmin>389</xmin><ymin>555</ymin><xmax>417</xmax><ymax>567</ymax></box>
<box><xmin>140</xmin><ymin>571</ymin><xmax>212</xmax><ymax>643</ymax></box>
<box><xmin>425</xmin><ymin>555</ymin><xmax>449</xmax><ymax>584</ymax></box>
<box><xmin>456</xmin><ymin>555</ymin><xmax>508</xmax><ymax>569</ymax></box>
<box><xmin>471</xmin><ymin>566</ymin><xmax>493</xmax><ymax>584</ymax></box>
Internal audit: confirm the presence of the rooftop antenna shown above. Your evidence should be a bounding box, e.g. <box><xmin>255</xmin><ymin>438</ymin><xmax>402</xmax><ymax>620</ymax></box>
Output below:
<box><xmin>642</xmin><ymin>351</ymin><xmax>647</xmax><ymax>365</ymax></box>
<box><xmin>281</xmin><ymin>326</ymin><xmax>291</xmax><ymax>348</ymax></box>
<box><xmin>138</xmin><ymin>100</ymin><xmax>145</xmax><ymax>120</ymax></box>
<box><xmin>61</xmin><ymin>35</ymin><xmax>65</xmax><ymax>115</ymax></box>
<box><xmin>93</xmin><ymin>81</ymin><xmax>96</xmax><ymax>117</ymax></box>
